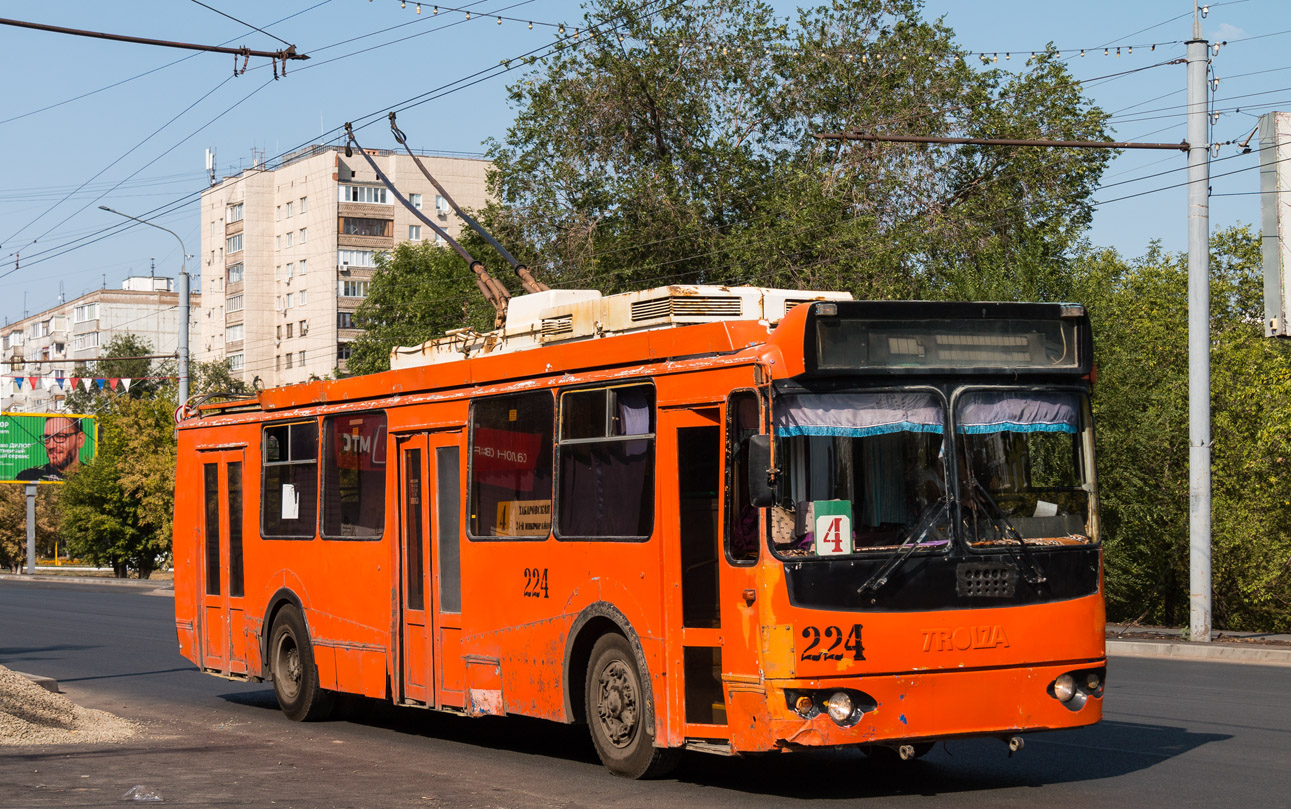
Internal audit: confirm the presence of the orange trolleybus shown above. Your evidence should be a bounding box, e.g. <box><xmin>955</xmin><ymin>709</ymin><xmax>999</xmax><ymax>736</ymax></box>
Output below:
<box><xmin>173</xmin><ymin>285</ymin><xmax>1105</xmax><ymax>778</ymax></box>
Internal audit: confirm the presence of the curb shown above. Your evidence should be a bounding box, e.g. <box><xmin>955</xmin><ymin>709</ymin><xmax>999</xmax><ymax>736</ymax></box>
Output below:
<box><xmin>1107</xmin><ymin>638</ymin><xmax>1291</xmax><ymax>667</ymax></box>
<box><xmin>0</xmin><ymin>572</ymin><xmax>171</xmax><ymax>591</ymax></box>
<box><xmin>15</xmin><ymin>671</ymin><xmax>60</xmax><ymax>693</ymax></box>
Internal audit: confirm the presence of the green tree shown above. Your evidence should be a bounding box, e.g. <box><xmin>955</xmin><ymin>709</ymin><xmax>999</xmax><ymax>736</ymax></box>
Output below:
<box><xmin>63</xmin><ymin>333</ymin><xmax>162</xmax><ymax>412</ymax></box>
<box><xmin>346</xmin><ymin>241</ymin><xmax>499</xmax><ymax>375</ymax></box>
<box><xmin>0</xmin><ymin>485</ymin><xmax>59</xmax><ymax>572</ymax></box>
<box><xmin>59</xmin><ymin>393</ymin><xmax>176</xmax><ymax>578</ymax></box>
<box><xmin>484</xmin><ymin>0</ymin><xmax>1111</xmax><ymax>301</ymax></box>
<box><xmin>1076</xmin><ymin>226</ymin><xmax>1291</xmax><ymax>631</ymax></box>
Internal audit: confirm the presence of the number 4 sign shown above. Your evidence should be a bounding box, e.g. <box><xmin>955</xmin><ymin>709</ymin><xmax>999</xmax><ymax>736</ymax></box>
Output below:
<box><xmin>813</xmin><ymin>500</ymin><xmax>853</xmax><ymax>556</ymax></box>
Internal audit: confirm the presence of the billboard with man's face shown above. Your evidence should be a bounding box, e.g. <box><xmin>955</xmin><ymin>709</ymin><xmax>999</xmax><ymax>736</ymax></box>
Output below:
<box><xmin>0</xmin><ymin>412</ymin><xmax>97</xmax><ymax>484</ymax></box>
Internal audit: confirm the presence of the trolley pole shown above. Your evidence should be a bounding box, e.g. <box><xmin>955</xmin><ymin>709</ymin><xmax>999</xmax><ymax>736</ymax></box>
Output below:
<box><xmin>1186</xmin><ymin>13</ymin><xmax>1212</xmax><ymax>642</ymax></box>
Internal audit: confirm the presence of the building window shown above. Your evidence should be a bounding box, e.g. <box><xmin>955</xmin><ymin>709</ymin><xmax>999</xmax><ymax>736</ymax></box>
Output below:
<box><xmin>340</xmin><ymin>217</ymin><xmax>392</xmax><ymax>237</ymax></box>
<box><xmin>285</xmin><ymin>200</ymin><xmax>294</xmax><ymax>218</ymax></box>
<box><xmin>226</xmin><ymin>233</ymin><xmax>243</xmax><ymax>254</ymax></box>
<box><xmin>337</xmin><ymin>249</ymin><xmax>377</xmax><ymax>268</ymax></box>
<box><xmin>275</xmin><ymin>235</ymin><xmax>281</xmax><ymax>250</ymax></box>
<box><xmin>338</xmin><ymin>343</ymin><xmax>352</xmax><ymax>361</ymax></box>
<box><xmin>298</xmin><ymin>350</ymin><xmax>305</xmax><ymax>366</ymax></box>
<box><xmin>276</xmin><ymin>325</ymin><xmax>282</xmax><ymax>340</ymax></box>
<box><xmin>299</xmin><ymin>319</ymin><xmax>308</xmax><ymax>335</ymax></box>
<box><xmin>339</xmin><ymin>280</ymin><xmax>369</xmax><ymax>298</ymax></box>
<box><xmin>338</xmin><ymin>312</ymin><xmax>354</xmax><ymax>329</ymax></box>
<box><xmin>339</xmin><ymin>185</ymin><xmax>390</xmax><ymax>204</ymax></box>
<box><xmin>73</xmin><ymin>332</ymin><xmax>100</xmax><ymax>351</ymax></box>
<box><xmin>285</xmin><ymin>231</ymin><xmax>294</xmax><ymax>248</ymax></box>
<box><xmin>276</xmin><ymin>295</ymin><xmax>283</xmax><ymax>311</ymax></box>
<box><xmin>286</xmin><ymin>292</ymin><xmax>295</xmax><ymax>309</ymax></box>
<box><xmin>298</xmin><ymin>258</ymin><xmax>307</xmax><ymax>275</ymax></box>
<box><xmin>73</xmin><ymin>303</ymin><xmax>99</xmax><ymax>323</ymax></box>
<box><xmin>261</xmin><ymin>421</ymin><xmax>317</xmax><ymax>538</ymax></box>
<box><xmin>227</xmin><ymin>263</ymin><xmax>244</xmax><ymax>284</ymax></box>
<box><xmin>276</xmin><ymin>355</ymin><xmax>281</xmax><ymax>371</ymax></box>
<box><xmin>286</xmin><ymin>353</ymin><xmax>294</xmax><ymax>369</ymax></box>
<box><xmin>227</xmin><ymin>203</ymin><xmax>244</xmax><ymax>224</ymax></box>
<box><xmin>226</xmin><ymin>324</ymin><xmax>245</xmax><ymax>344</ymax></box>
<box><xmin>286</xmin><ymin>323</ymin><xmax>294</xmax><ymax>339</ymax></box>
<box><xmin>300</xmin><ymin>196</ymin><xmax>308</xmax><ymax>213</ymax></box>
<box><xmin>286</xmin><ymin>262</ymin><xmax>295</xmax><ymax>278</ymax></box>
<box><xmin>434</xmin><ymin>233</ymin><xmax>445</xmax><ymax>246</ymax></box>
<box><xmin>409</xmin><ymin>193</ymin><xmax>422</xmax><ymax>209</ymax></box>
<box><xmin>227</xmin><ymin>294</ymin><xmax>244</xmax><ymax>313</ymax></box>
<box><xmin>409</xmin><ymin>225</ymin><xmax>421</xmax><ymax>241</ymax></box>
<box><xmin>229</xmin><ymin>353</ymin><xmax>244</xmax><ymax>371</ymax></box>
<box><xmin>299</xmin><ymin>227</ymin><xmax>307</xmax><ymax>244</ymax></box>
<box><xmin>435</xmin><ymin>195</ymin><xmax>449</xmax><ymax>214</ymax></box>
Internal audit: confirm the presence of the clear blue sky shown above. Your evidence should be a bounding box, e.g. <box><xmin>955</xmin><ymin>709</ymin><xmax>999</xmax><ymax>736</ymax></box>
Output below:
<box><xmin>0</xmin><ymin>0</ymin><xmax>1285</xmax><ymax>327</ymax></box>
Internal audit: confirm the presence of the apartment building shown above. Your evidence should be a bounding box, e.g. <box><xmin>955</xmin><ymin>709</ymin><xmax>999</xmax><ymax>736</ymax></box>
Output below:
<box><xmin>196</xmin><ymin>144</ymin><xmax>489</xmax><ymax>387</ymax></box>
<box><xmin>1</xmin><ymin>276</ymin><xmax>198</xmax><ymax>412</ymax></box>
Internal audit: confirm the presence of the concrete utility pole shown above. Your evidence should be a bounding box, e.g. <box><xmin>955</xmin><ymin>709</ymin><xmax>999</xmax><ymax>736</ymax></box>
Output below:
<box><xmin>25</xmin><ymin>483</ymin><xmax>36</xmax><ymax>574</ymax></box>
<box><xmin>1187</xmin><ymin>6</ymin><xmax>1212</xmax><ymax>643</ymax></box>
<box><xmin>98</xmin><ymin>206</ymin><xmax>190</xmax><ymax>406</ymax></box>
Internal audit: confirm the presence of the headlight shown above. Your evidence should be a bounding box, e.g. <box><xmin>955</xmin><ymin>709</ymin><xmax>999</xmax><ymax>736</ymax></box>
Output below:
<box><xmin>1084</xmin><ymin>672</ymin><xmax>1102</xmax><ymax>691</ymax></box>
<box><xmin>825</xmin><ymin>691</ymin><xmax>854</xmax><ymax>724</ymax></box>
<box><xmin>1053</xmin><ymin>674</ymin><xmax>1076</xmax><ymax>702</ymax></box>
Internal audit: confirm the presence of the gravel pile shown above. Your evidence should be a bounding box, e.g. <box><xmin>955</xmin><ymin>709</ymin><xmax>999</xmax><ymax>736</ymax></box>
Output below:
<box><xmin>0</xmin><ymin>664</ymin><xmax>137</xmax><ymax>746</ymax></box>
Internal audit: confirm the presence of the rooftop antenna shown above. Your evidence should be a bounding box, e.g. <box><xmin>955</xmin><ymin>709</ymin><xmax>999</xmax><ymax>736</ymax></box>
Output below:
<box><xmin>389</xmin><ymin>112</ymin><xmax>548</xmax><ymax>294</ymax></box>
<box><xmin>205</xmin><ymin>148</ymin><xmax>217</xmax><ymax>186</ymax></box>
<box><xmin>344</xmin><ymin>122</ymin><xmax>511</xmax><ymax>327</ymax></box>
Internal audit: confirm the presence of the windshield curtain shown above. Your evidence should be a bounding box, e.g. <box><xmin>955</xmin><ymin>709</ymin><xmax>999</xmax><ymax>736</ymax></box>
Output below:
<box><xmin>954</xmin><ymin>390</ymin><xmax>1096</xmax><ymax>547</ymax></box>
<box><xmin>771</xmin><ymin>392</ymin><xmax>949</xmax><ymax>558</ymax></box>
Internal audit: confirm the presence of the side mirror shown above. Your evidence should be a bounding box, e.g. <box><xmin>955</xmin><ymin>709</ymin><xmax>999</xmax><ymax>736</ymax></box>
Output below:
<box><xmin>747</xmin><ymin>434</ymin><xmax>776</xmax><ymax>508</ymax></box>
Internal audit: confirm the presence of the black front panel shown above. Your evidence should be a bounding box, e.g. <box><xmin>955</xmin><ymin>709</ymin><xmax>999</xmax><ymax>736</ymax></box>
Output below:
<box><xmin>783</xmin><ymin>548</ymin><xmax>1100</xmax><ymax>612</ymax></box>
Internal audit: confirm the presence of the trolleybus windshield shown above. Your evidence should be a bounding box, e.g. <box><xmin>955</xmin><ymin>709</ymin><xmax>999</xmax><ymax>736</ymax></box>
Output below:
<box><xmin>953</xmin><ymin>389</ymin><xmax>1098</xmax><ymax>548</ymax></box>
<box><xmin>770</xmin><ymin>390</ymin><xmax>951</xmax><ymax>558</ymax></box>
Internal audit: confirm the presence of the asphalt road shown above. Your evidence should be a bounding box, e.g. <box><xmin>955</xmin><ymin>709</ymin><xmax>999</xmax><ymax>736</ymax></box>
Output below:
<box><xmin>1</xmin><ymin>580</ymin><xmax>1288</xmax><ymax>809</ymax></box>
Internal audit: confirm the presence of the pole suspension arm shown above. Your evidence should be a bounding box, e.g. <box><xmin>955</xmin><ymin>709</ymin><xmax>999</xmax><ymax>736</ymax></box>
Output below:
<box><xmin>389</xmin><ymin>113</ymin><xmax>548</xmax><ymax>293</ymax></box>
<box><xmin>814</xmin><ymin>132</ymin><xmax>1190</xmax><ymax>151</ymax></box>
<box><xmin>344</xmin><ymin>123</ymin><xmax>510</xmax><ymax>326</ymax></box>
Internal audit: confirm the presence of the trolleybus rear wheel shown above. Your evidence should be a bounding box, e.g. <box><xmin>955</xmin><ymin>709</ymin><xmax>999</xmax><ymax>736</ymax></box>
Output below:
<box><xmin>269</xmin><ymin>605</ymin><xmax>335</xmax><ymax>722</ymax></box>
<box><xmin>584</xmin><ymin>634</ymin><xmax>678</xmax><ymax>779</ymax></box>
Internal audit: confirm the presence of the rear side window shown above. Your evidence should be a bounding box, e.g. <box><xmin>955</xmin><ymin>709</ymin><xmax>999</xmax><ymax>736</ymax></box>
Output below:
<box><xmin>556</xmin><ymin>384</ymin><xmax>655</xmax><ymax>539</ymax></box>
<box><xmin>262</xmin><ymin>421</ymin><xmax>318</xmax><ymax>538</ymax></box>
<box><xmin>469</xmin><ymin>392</ymin><xmax>554</xmax><ymax>538</ymax></box>
<box><xmin>322</xmin><ymin>411</ymin><xmax>387</xmax><ymax>539</ymax></box>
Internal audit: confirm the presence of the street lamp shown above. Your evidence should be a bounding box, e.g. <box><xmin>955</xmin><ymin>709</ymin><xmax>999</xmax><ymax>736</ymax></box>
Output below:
<box><xmin>98</xmin><ymin>205</ymin><xmax>190</xmax><ymax>407</ymax></box>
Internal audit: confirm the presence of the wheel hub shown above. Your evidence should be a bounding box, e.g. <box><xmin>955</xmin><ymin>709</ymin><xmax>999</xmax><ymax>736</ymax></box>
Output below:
<box><xmin>597</xmin><ymin>660</ymin><xmax>638</xmax><ymax>748</ymax></box>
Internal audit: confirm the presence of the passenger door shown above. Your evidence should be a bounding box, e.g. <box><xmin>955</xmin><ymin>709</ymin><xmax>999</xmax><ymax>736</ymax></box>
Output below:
<box><xmin>199</xmin><ymin>448</ymin><xmax>248</xmax><ymax>675</ymax></box>
<box><xmin>396</xmin><ymin>431</ymin><xmax>465</xmax><ymax>708</ymax></box>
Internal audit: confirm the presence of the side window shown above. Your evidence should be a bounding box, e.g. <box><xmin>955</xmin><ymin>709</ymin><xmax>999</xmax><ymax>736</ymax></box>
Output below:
<box><xmin>469</xmin><ymin>392</ymin><xmax>554</xmax><ymax>538</ymax></box>
<box><xmin>726</xmin><ymin>390</ymin><xmax>760</xmax><ymax>563</ymax></box>
<box><xmin>262</xmin><ymin>421</ymin><xmax>319</xmax><ymax>538</ymax></box>
<box><xmin>322</xmin><ymin>411</ymin><xmax>387</xmax><ymax>539</ymax></box>
<box><xmin>557</xmin><ymin>384</ymin><xmax>655</xmax><ymax>539</ymax></box>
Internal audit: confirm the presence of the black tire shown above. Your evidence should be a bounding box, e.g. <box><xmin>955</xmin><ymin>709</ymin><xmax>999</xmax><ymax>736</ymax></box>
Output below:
<box><xmin>584</xmin><ymin>634</ymin><xmax>679</xmax><ymax>779</ymax></box>
<box><xmin>269</xmin><ymin>605</ymin><xmax>335</xmax><ymax>722</ymax></box>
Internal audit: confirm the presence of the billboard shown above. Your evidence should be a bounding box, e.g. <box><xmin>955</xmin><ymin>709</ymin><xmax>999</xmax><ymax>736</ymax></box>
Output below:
<box><xmin>0</xmin><ymin>412</ymin><xmax>97</xmax><ymax>484</ymax></box>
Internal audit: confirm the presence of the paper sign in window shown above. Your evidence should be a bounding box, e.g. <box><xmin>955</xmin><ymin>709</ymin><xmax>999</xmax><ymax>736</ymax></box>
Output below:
<box><xmin>281</xmin><ymin>483</ymin><xmax>300</xmax><ymax>520</ymax></box>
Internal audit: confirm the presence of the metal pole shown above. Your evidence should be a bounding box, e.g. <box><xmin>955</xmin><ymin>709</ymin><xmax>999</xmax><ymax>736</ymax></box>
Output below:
<box><xmin>1187</xmin><ymin>10</ymin><xmax>1212</xmax><ymax>642</ymax></box>
<box><xmin>97</xmin><ymin>206</ymin><xmax>189</xmax><ymax>405</ymax></box>
<box><xmin>25</xmin><ymin>483</ymin><xmax>36</xmax><ymax>574</ymax></box>
<box><xmin>179</xmin><ymin>265</ymin><xmax>190</xmax><ymax>406</ymax></box>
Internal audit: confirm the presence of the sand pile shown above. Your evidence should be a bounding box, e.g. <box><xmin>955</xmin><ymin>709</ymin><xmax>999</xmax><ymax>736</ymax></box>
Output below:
<box><xmin>0</xmin><ymin>664</ymin><xmax>137</xmax><ymax>746</ymax></box>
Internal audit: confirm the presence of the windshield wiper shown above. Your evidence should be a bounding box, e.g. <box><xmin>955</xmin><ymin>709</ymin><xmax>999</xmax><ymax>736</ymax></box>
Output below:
<box><xmin>857</xmin><ymin>499</ymin><xmax>949</xmax><ymax>597</ymax></box>
<box><xmin>968</xmin><ymin>481</ymin><xmax>1047</xmax><ymax>586</ymax></box>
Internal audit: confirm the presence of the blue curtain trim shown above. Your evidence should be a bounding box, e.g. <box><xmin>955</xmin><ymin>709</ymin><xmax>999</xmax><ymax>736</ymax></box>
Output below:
<box><xmin>957</xmin><ymin>422</ymin><xmax>1076</xmax><ymax>435</ymax></box>
<box><xmin>777</xmin><ymin>422</ymin><xmax>945</xmax><ymax>438</ymax></box>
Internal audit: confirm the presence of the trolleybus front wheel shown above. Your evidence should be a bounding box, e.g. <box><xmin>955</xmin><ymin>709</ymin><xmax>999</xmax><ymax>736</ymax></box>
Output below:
<box><xmin>269</xmin><ymin>605</ymin><xmax>335</xmax><ymax>722</ymax></box>
<box><xmin>584</xmin><ymin>634</ymin><xmax>679</xmax><ymax>779</ymax></box>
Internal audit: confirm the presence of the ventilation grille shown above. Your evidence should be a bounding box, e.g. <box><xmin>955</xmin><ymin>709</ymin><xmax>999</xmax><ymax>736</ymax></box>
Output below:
<box><xmin>630</xmin><ymin>296</ymin><xmax>745</xmax><ymax>322</ymax></box>
<box><xmin>540</xmin><ymin>315</ymin><xmax>573</xmax><ymax>336</ymax></box>
<box><xmin>782</xmin><ymin>299</ymin><xmax>818</xmax><ymax>317</ymax></box>
<box><xmin>956</xmin><ymin>562</ymin><xmax>1017</xmax><ymax>598</ymax></box>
